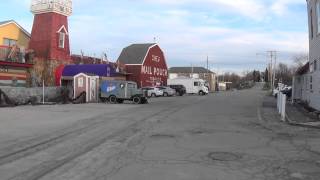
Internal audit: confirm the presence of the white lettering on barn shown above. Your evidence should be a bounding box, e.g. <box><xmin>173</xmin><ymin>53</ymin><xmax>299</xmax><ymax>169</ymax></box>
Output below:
<box><xmin>142</xmin><ymin>66</ymin><xmax>168</xmax><ymax>77</ymax></box>
<box><xmin>152</xmin><ymin>55</ymin><xmax>160</xmax><ymax>63</ymax></box>
<box><xmin>141</xmin><ymin>66</ymin><xmax>153</xmax><ymax>75</ymax></box>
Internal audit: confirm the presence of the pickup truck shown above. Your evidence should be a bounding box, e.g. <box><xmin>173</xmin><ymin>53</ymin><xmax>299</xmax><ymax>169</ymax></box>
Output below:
<box><xmin>100</xmin><ymin>80</ymin><xmax>148</xmax><ymax>104</ymax></box>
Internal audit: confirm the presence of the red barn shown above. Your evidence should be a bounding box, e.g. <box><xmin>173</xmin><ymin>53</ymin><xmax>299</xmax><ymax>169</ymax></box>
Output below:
<box><xmin>117</xmin><ymin>43</ymin><xmax>168</xmax><ymax>87</ymax></box>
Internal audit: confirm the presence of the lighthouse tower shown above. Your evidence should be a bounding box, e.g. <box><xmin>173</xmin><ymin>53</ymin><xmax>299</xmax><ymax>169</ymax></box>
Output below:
<box><xmin>29</xmin><ymin>0</ymin><xmax>72</xmax><ymax>86</ymax></box>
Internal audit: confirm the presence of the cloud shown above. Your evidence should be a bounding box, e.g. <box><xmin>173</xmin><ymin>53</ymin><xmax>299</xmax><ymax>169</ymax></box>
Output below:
<box><xmin>65</xmin><ymin>0</ymin><xmax>308</xmax><ymax>73</ymax></box>
<box><xmin>271</xmin><ymin>0</ymin><xmax>306</xmax><ymax>16</ymax></box>
<box><xmin>144</xmin><ymin>0</ymin><xmax>267</xmax><ymax>20</ymax></box>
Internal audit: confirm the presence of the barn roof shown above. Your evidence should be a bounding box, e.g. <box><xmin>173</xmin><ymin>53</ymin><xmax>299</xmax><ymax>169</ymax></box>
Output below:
<box><xmin>117</xmin><ymin>43</ymin><xmax>157</xmax><ymax>65</ymax></box>
<box><xmin>169</xmin><ymin>67</ymin><xmax>214</xmax><ymax>74</ymax></box>
<box><xmin>62</xmin><ymin>64</ymin><xmax>118</xmax><ymax>77</ymax></box>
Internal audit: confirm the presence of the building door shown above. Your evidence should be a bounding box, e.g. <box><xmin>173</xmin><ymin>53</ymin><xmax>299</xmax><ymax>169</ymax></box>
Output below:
<box><xmin>89</xmin><ymin>77</ymin><xmax>97</xmax><ymax>102</ymax></box>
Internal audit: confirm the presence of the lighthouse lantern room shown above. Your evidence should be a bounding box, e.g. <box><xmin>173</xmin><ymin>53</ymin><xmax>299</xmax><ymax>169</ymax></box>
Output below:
<box><xmin>31</xmin><ymin>0</ymin><xmax>72</xmax><ymax>16</ymax></box>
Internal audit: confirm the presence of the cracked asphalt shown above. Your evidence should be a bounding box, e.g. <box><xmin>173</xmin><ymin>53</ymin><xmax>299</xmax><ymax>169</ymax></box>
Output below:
<box><xmin>0</xmin><ymin>84</ymin><xmax>320</xmax><ymax>180</ymax></box>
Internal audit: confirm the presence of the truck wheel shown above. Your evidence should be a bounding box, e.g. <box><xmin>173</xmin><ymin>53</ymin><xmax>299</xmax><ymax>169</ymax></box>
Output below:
<box><xmin>163</xmin><ymin>92</ymin><xmax>168</xmax><ymax>97</ymax></box>
<box><xmin>133</xmin><ymin>96</ymin><xmax>141</xmax><ymax>104</ymax></box>
<box><xmin>199</xmin><ymin>91</ymin><xmax>204</xmax><ymax>96</ymax></box>
<box><xmin>141</xmin><ymin>98</ymin><xmax>148</xmax><ymax>104</ymax></box>
<box><xmin>151</xmin><ymin>93</ymin><xmax>156</xmax><ymax>98</ymax></box>
<box><xmin>109</xmin><ymin>96</ymin><xmax>117</xmax><ymax>104</ymax></box>
<box><xmin>117</xmin><ymin>99</ymin><xmax>124</xmax><ymax>104</ymax></box>
<box><xmin>100</xmin><ymin>97</ymin><xmax>108</xmax><ymax>103</ymax></box>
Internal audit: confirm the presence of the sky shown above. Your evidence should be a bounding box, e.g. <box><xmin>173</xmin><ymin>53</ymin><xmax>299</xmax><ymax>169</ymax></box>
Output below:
<box><xmin>1</xmin><ymin>0</ymin><xmax>309</xmax><ymax>74</ymax></box>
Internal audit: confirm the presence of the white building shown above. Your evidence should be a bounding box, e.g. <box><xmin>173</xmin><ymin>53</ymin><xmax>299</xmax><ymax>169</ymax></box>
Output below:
<box><xmin>293</xmin><ymin>0</ymin><xmax>320</xmax><ymax>110</ymax></box>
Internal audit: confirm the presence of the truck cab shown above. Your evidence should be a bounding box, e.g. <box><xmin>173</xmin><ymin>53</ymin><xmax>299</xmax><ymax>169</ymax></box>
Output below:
<box><xmin>100</xmin><ymin>80</ymin><xmax>148</xmax><ymax>104</ymax></box>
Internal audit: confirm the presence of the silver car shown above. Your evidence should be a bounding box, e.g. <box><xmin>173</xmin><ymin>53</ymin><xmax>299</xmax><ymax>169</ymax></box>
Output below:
<box><xmin>157</xmin><ymin>86</ymin><xmax>176</xmax><ymax>97</ymax></box>
<box><xmin>142</xmin><ymin>87</ymin><xmax>164</xmax><ymax>97</ymax></box>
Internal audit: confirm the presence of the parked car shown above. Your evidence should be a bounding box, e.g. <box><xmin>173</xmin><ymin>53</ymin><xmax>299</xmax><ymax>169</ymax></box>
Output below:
<box><xmin>281</xmin><ymin>88</ymin><xmax>292</xmax><ymax>98</ymax></box>
<box><xmin>157</xmin><ymin>86</ymin><xmax>176</xmax><ymax>97</ymax></box>
<box><xmin>142</xmin><ymin>87</ymin><xmax>164</xmax><ymax>97</ymax></box>
<box><xmin>100</xmin><ymin>80</ymin><xmax>148</xmax><ymax>104</ymax></box>
<box><xmin>168</xmin><ymin>84</ymin><xmax>186</xmax><ymax>96</ymax></box>
<box><xmin>273</xmin><ymin>86</ymin><xmax>292</xmax><ymax>98</ymax></box>
<box><xmin>168</xmin><ymin>78</ymin><xmax>209</xmax><ymax>95</ymax></box>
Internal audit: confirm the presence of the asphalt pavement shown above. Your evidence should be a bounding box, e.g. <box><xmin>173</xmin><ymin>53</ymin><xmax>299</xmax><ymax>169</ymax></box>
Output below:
<box><xmin>0</xmin><ymin>84</ymin><xmax>320</xmax><ymax>180</ymax></box>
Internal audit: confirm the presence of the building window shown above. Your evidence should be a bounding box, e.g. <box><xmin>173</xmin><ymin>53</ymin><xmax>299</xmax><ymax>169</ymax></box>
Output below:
<box><xmin>305</xmin><ymin>76</ymin><xmax>308</xmax><ymax>90</ymax></box>
<box><xmin>58</xmin><ymin>32</ymin><xmax>65</xmax><ymax>48</ymax></box>
<box><xmin>3</xmin><ymin>38</ymin><xmax>17</xmax><ymax>47</ymax></box>
<box><xmin>317</xmin><ymin>1</ymin><xmax>320</xmax><ymax>34</ymax></box>
<box><xmin>311</xmin><ymin>9</ymin><xmax>314</xmax><ymax>39</ymax></box>
<box><xmin>310</xmin><ymin>62</ymin><xmax>314</xmax><ymax>72</ymax></box>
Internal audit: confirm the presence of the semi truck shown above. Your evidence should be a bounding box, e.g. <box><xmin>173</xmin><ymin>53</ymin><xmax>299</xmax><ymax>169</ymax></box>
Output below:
<box><xmin>100</xmin><ymin>80</ymin><xmax>148</xmax><ymax>104</ymax></box>
<box><xmin>168</xmin><ymin>78</ymin><xmax>209</xmax><ymax>95</ymax></box>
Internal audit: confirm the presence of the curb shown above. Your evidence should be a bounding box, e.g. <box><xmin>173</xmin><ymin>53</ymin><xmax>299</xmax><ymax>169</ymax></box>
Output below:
<box><xmin>285</xmin><ymin>113</ymin><xmax>320</xmax><ymax>130</ymax></box>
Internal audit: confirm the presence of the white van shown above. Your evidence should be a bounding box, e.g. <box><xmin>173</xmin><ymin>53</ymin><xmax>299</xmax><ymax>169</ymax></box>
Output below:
<box><xmin>168</xmin><ymin>78</ymin><xmax>209</xmax><ymax>95</ymax></box>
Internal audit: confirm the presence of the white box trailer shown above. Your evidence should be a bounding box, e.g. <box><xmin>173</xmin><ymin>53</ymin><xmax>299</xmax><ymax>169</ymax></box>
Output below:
<box><xmin>168</xmin><ymin>78</ymin><xmax>209</xmax><ymax>95</ymax></box>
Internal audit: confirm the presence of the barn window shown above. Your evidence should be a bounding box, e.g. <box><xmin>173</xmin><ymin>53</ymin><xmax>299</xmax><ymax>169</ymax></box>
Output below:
<box><xmin>59</xmin><ymin>32</ymin><xmax>65</xmax><ymax>48</ymax></box>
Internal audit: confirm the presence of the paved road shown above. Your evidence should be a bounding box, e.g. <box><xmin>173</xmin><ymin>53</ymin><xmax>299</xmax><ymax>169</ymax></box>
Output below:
<box><xmin>0</xmin><ymin>85</ymin><xmax>320</xmax><ymax>180</ymax></box>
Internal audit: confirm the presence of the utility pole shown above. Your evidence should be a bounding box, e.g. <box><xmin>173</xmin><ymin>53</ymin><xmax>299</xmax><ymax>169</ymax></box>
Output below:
<box><xmin>266</xmin><ymin>50</ymin><xmax>278</xmax><ymax>91</ymax></box>
<box><xmin>191</xmin><ymin>63</ymin><xmax>194</xmax><ymax>78</ymax></box>
<box><xmin>273</xmin><ymin>51</ymin><xmax>277</xmax><ymax>89</ymax></box>
<box><xmin>206</xmin><ymin>55</ymin><xmax>209</xmax><ymax>74</ymax></box>
<box><xmin>256</xmin><ymin>50</ymin><xmax>278</xmax><ymax>91</ymax></box>
<box><xmin>267</xmin><ymin>51</ymin><xmax>274</xmax><ymax>91</ymax></box>
<box><xmin>206</xmin><ymin>55</ymin><xmax>211</xmax><ymax>91</ymax></box>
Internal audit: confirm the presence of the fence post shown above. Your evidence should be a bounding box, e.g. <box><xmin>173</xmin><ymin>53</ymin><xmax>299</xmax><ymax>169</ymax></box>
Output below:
<box><xmin>42</xmin><ymin>80</ymin><xmax>45</xmax><ymax>105</ymax></box>
<box><xmin>277</xmin><ymin>92</ymin><xmax>280</xmax><ymax>113</ymax></box>
<box><xmin>279</xmin><ymin>93</ymin><xmax>282</xmax><ymax>114</ymax></box>
<box><xmin>281</xmin><ymin>94</ymin><xmax>286</xmax><ymax>121</ymax></box>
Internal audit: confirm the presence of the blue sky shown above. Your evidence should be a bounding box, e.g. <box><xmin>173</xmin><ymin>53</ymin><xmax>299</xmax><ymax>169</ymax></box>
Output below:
<box><xmin>1</xmin><ymin>0</ymin><xmax>308</xmax><ymax>74</ymax></box>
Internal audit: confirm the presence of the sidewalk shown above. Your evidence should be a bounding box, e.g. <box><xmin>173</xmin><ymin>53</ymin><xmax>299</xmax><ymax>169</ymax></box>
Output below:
<box><xmin>262</xmin><ymin>95</ymin><xmax>320</xmax><ymax>129</ymax></box>
<box><xmin>286</xmin><ymin>102</ymin><xmax>320</xmax><ymax>129</ymax></box>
